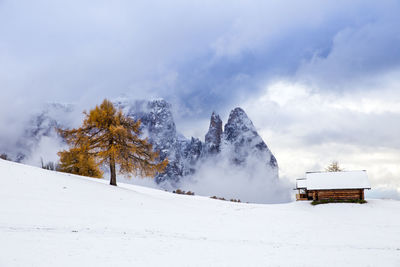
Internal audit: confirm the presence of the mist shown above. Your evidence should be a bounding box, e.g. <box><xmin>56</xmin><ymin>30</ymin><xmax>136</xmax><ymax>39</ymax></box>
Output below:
<box><xmin>161</xmin><ymin>151</ymin><xmax>292</xmax><ymax>204</ymax></box>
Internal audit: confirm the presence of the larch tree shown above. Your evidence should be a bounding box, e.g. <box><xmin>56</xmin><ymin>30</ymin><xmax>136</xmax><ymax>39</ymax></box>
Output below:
<box><xmin>57</xmin><ymin>140</ymin><xmax>103</xmax><ymax>178</ymax></box>
<box><xmin>325</xmin><ymin>161</ymin><xmax>343</xmax><ymax>172</ymax></box>
<box><xmin>58</xmin><ymin>99</ymin><xmax>168</xmax><ymax>186</ymax></box>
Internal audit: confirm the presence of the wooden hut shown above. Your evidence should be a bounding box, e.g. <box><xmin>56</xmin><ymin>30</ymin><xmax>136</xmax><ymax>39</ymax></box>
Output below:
<box><xmin>295</xmin><ymin>170</ymin><xmax>371</xmax><ymax>201</ymax></box>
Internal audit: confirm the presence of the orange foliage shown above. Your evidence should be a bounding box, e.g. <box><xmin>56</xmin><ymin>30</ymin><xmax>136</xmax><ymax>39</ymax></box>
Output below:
<box><xmin>58</xmin><ymin>99</ymin><xmax>168</xmax><ymax>185</ymax></box>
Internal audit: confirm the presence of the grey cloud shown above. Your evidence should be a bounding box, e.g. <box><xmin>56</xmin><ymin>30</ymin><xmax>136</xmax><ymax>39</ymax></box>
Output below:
<box><xmin>297</xmin><ymin>20</ymin><xmax>400</xmax><ymax>89</ymax></box>
<box><xmin>1</xmin><ymin>0</ymin><xmax>399</xmax><ymax>116</ymax></box>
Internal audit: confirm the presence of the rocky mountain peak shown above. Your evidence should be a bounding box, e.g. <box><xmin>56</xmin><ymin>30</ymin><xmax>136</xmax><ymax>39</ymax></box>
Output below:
<box><xmin>224</xmin><ymin>107</ymin><xmax>255</xmax><ymax>142</ymax></box>
<box><xmin>145</xmin><ymin>99</ymin><xmax>176</xmax><ymax>140</ymax></box>
<box><xmin>223</xmin><ymin>107</ymin><xmax>277</xmax><ymax>168</ymax></box>
<box><xmin>204</xmin><ymin>112</ymin><xmax>223</xmax><ymax>155</ymax></box>
<box><xmin>148</xmin><ymin>99</ymin><xmax>171</xmax><ymax>113</ymax></box>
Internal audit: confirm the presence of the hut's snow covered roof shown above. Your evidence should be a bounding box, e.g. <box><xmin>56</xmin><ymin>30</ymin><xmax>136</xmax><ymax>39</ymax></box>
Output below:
<box><xmin>296</xmin><ymin>179</ymin><xmax>307</xmax><ymax>189</ymax></box>
<box><xmin>304</xmin><ymin>170</ymin><xmax>370</xmax><ymax>190</ymax></box>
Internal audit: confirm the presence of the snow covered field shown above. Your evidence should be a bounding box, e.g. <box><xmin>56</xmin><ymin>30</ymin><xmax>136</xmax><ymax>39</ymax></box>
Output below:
<box><xmin>1</xmin><ymin>159</ymin><xmax>399</xmax><ymax>267</ymax></box>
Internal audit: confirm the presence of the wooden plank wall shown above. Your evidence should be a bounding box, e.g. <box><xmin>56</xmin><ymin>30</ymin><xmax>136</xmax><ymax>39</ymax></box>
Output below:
<box><xmin>309</xmin><ymin>189</ymin><xmax>364</xmax><ymax>200</ymax></box>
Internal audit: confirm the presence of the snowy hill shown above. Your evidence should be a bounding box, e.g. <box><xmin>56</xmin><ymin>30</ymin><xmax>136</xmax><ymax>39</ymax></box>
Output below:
<box><xmin>1</xmin><ymin>159</ymin><xmax>399</xmax><ymax>266</ymax></box>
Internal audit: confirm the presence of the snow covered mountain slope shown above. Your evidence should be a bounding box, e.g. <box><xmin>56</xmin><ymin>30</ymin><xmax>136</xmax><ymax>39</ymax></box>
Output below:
<box><xmin>1</xmin><ymin>159</ymin><xmax>399</xmax><ymax>267</ymax></box>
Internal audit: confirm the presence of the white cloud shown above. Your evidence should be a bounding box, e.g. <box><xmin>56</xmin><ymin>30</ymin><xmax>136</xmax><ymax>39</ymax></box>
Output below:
<box><xmin>242</xmin><ymin>80</ymin><xmax>400</xmax><ymax>195</ymax></box>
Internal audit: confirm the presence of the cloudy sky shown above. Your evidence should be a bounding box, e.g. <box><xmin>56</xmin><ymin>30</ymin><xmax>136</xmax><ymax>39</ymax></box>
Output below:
<box><xmin>1</xmin><ymin>0</ymin><xmax>399</xmax><ymax>195</ymax></box>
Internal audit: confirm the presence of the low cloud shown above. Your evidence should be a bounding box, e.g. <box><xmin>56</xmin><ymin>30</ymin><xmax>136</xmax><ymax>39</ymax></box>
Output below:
<box><xmin>164</xmin><ymin>153</ymin><xmax>292</xmax><ymax>204</ymax></box>
<box><xmin>23</xmin><ymin>135</ymin><xmax>65</xmax><ymax>167</ymax></box>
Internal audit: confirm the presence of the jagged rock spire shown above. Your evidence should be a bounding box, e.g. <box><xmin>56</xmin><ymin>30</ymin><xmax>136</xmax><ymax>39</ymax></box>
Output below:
<box><xmin>204</xmin><ymin>112</ymin><xmax>223</xmax><ymax>155</ymax></box>
<box><xmin>224</xmin><ymin>107</ymin><xmax>277</xmax><ymax>168</ymax></box>
<box><xmin>224</xmin><ymin>107</ymin><xmax>253</xmax><ymax>142</ymax></box>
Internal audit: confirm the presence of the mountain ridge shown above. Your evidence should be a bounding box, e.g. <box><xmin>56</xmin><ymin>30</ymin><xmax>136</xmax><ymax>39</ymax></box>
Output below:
<box><xmin>115</xmin><ymin>99</ymin><xmax>278</xmax><ymax>185</ymax></box>
<box><xmin>6</xmin><ymin>98</ymin><xmax>278</xmax><ymax>185</ymax></box>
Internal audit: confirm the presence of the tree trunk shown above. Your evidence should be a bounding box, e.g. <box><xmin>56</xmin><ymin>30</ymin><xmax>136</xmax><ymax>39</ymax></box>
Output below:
<box><xmin>109</xmin><ymin>157</ymin><xmax>117</xmax><ymax>186</ymax></box>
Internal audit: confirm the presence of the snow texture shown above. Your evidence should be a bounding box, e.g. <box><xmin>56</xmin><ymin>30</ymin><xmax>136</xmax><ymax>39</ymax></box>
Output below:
<box><xmin>305</xmin><ymin>170</ymin><xmax>371</xmax><ymax>190</ymax></box>
<box><xmin>296</xmin><ymin>178</ymin><xmax>307</xmax><ymax>189</ymax></box>
<box><xmin>0</xmin><ymin>159</ymin><xmax>399</xmax><ymax>267</ymax></box>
